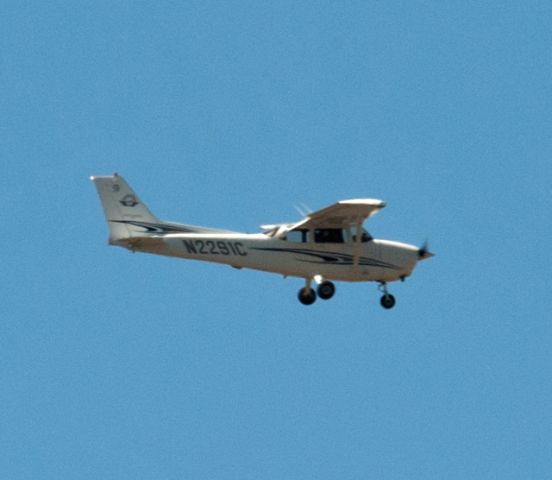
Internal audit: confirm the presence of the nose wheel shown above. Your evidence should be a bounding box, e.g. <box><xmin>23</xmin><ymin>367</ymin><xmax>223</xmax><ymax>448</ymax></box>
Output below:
<box><xmin>380</xmin><ymin>293</ymin><xmax>396</xmax><ymax>309</ymax></box>
<box><xmin>378</xmin><ymin>282</ymin><xmax>396</xmax><ymax>309</ymax></box>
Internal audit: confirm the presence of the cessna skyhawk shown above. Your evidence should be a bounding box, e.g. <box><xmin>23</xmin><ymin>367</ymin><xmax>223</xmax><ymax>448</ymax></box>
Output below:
<box><xmin>91</xmin><ymin>174</ymin><xmax>433</xmax><ymax>308</ymax></box>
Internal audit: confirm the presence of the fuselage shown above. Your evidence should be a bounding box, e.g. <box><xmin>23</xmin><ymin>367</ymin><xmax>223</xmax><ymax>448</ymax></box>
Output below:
<box><xmin>131</xmin><ymin>232</ymin><xmax>420</xmax><ymax>283</ymax></box>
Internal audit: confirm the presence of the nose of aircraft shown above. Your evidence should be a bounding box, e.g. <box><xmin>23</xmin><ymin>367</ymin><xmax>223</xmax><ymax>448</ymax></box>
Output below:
<box><xmin>375</xmin><ymin>239</ymin><xmax>433</xmax><ymax>280</ymax></box>
<box><xmin>417</xmin><ymin>241</ymin><xmax>435</xmax><ymax>261</ymax></box>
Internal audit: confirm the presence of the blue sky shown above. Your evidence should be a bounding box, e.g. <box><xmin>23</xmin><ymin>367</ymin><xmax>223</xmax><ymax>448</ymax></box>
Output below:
<box><xmin>2</xmin><ymin>1</ymin><xmax>551</xmax><ymax>478</ymax></box>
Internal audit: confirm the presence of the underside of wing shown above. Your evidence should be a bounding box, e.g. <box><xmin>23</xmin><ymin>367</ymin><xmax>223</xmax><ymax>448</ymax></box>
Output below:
<box><xmin>293</xmin><ymin>199</ymin><xmax>386</xmax><ymax>229</ymax></box>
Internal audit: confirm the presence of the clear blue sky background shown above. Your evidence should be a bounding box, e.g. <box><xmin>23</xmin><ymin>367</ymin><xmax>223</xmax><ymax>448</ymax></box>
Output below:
<box><xmin>2</xmin><ymin>2</ymin><xmax>551</xmax><ymax>478</ymax></box>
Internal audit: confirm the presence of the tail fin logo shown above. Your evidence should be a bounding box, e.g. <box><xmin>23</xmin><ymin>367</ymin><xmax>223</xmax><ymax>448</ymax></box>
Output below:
<box><xmin>120</xmin><ymin>194</ymin><xmax>139</xmax><ymax>207</ymax></box>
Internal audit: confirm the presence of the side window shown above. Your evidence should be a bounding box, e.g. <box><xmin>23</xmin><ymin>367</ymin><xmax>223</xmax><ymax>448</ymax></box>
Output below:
<box><xmin>286</xmin><ymin>229</ymin><xmax>308</xmax><ymax>243</ymax></box>
<box><xmin>314</xmin><ymin>228</ymin><xmax>344</xmax><ymax>243</ymax></box>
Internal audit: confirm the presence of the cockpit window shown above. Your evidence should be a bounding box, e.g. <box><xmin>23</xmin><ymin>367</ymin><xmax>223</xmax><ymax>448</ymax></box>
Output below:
<box><xmin>314</xmin><ymin>228</ymin><xmax>345</xmax><ymax>243</ymax></box>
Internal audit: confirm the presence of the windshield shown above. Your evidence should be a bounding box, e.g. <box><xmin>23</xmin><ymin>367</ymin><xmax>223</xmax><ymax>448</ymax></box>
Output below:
<box><xmin>350</xmin><ymin>225</ymin><xmax>372</xmax><ymax>242</ymax></box>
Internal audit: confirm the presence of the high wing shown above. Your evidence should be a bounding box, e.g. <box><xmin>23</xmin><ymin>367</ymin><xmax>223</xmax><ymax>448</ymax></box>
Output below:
<box><xmin>292</xmin><ymin>199</ymin><xmax>386</xmax><ymax>230</ymax></box>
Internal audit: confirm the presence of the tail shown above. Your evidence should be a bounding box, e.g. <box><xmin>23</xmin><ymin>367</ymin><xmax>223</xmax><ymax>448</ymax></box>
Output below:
<box><xmin>91</xmin><ymin>173</ymin><xmax>238</xmax><ymax>248</ymax></box>
<box><xmin>90</xmin><ymin>173</ymin><xmax>160</xmax><ymax>246</ymax></box>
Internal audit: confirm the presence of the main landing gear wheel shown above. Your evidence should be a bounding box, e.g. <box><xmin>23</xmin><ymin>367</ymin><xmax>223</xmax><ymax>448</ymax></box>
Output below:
<box><xmin>380</xmin><ymin>294</ymin><xmax>396</xmax><ymax>309</ymax></box>
<box><xmin>298</xmin><ymin>287</ymin><xmax>317</xmax><ymax>305</ymax></box>
<box><xmin>317</xmin><ymin>281</ymin><xmax>336</xmax><ymax>300</ymax></box>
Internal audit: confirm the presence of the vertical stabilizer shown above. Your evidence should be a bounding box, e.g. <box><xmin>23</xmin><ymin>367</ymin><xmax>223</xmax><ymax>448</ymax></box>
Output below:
<box><xmin>90</xmin><ymin>174</ymin><xmax>158</xmax><ymax>245</ymax></box>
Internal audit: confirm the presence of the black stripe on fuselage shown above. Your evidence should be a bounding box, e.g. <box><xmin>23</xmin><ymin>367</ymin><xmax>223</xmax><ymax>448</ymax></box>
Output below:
<box><xmin>110</xmin><ymin>220</ymin><xmax>199</xmax><ymax>234</ymax></box>
<box><xmin>251</xmin><ymin>247</ymin><xmax>400</xmax><ymax>270</ymax></box>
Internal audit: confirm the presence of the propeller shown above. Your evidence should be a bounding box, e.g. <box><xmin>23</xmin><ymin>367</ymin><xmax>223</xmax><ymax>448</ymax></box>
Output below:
<box><xmin>418</xmin><ymin>240</ymin><xmax>434</xmax><ymax>260</ymax></box>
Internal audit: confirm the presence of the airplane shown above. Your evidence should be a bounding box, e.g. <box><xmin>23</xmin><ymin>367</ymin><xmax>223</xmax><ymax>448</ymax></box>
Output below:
<box><xmin>91</xmin><ymin>173</ymin><xmax>433</xmax><ymax>309</ymax></box>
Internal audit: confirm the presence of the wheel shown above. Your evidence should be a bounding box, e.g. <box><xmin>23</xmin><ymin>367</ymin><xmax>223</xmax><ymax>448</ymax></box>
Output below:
<box><xmin>298</xmin><ymin>287</ymin><xmax>317</xmax><ymax>305</ymax></box>
<box><xmin>380</xmin><ymin>294</ymin><xmax>396</xmax><ymax>309</ymax></box>
<box><xmin>317</xmin><ymin>281</ymin><xmax>335</xmax><ymax>300</ymax></box>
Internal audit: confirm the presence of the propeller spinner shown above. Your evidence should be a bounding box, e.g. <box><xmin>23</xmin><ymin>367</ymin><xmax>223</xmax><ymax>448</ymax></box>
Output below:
<box><xmin>418</xmin><ymin>240</ymin><xmax>434</xmax><ymax>260</ymax></box>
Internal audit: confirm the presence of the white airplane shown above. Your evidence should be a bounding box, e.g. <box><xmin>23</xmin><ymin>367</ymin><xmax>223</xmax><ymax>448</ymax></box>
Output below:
<box><xmin>91</xmin><ymin>174</ymin><xmax>433</xmax><ymax>308</ymax></box>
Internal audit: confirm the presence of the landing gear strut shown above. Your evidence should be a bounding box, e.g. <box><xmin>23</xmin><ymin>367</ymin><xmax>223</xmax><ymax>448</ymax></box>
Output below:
<box><xmin>378</xmin><ymin>282</ymin><xmax>396</xmax><ymax>309</ymax></box>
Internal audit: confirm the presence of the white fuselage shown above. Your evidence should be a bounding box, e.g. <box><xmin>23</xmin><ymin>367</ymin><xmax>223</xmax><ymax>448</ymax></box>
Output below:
<box><xmin>134</xmin><ymin>232</ymin><xmax>420</xmax><ymax>283</ymax></box>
